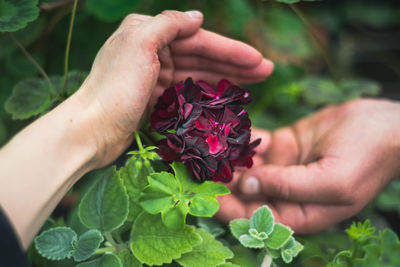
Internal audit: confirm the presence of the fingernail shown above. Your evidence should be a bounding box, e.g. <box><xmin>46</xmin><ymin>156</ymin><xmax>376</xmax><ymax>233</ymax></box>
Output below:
<box><xmin>242</xmin><ymin>176</ymin><xmax>260</xmax><ymax>195</ymax></box>
<box><xmin>185</xmin><ymin>10</ymin><xmax>203</xmax><ymax>19</ymax></box>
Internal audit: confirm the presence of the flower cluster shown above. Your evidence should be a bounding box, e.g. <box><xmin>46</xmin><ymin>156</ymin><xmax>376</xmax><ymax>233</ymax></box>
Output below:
<box><xmin>150</xmin><ymin>78</ymin><xmax>260</xmax><ymax>182</ymax></box>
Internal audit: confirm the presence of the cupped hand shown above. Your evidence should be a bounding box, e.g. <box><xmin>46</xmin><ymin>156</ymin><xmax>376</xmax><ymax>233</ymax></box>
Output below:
<box><xmin>217</xmin><ymin>98</ymin><xmax>400</xmax><ymax>234</ymax></box>
<box><xmin>74</xmin><ymin>10</ymin><xmax>274</xmax><ymax>168</ymax></box>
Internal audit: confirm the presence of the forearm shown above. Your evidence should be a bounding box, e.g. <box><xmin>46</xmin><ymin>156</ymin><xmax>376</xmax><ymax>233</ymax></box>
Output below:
<box><xmin>0</xmin><ymin>90</ymin><xmax>97</xmax><ymax>250</ymax></box>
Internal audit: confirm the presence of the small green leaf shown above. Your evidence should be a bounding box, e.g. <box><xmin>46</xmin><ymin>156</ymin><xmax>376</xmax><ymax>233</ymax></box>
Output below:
<box><xmin>130</xmin><ymin>212</ymin><xmax>202</xmax><ymax>266</ymax></box>
<box><xmin>265</xmin><ymin>223</ymin><xmax>293</xmax><ymax>249</ymax></box>
<box><xmin>176</xmin><ymin>228</ymin><xmax>234</xmax><ymax>267</ymax></box>
<box><xmin>118</xmin><ymin>249</ymin><xmax>142</xmax><ymax>267</ymax></box>
<box><xmin>76</xmin><ymin>254</ymin><xmax>122</xmax><ymax>267</ymax></box>
<box><xmin>73</xmin><ymin>230</ymin><xmax>104</xmax><ymax>262</ymax></box>
<box><xmin>266</xmin><ymin>247</ymin><xmax>281</xmax><ymax>259</ymax></box>
<box><xmin>217</xmin><ymin>264</ymin><xmax>240</xmax><ymax>267</ymax></box>
<box><xmin>5</xmin><ymin>78</ymin><xmax>53</xmax><ymax>120</ymax></box>
<box><xmin>281</xmin><ymin>250</ymin><xmax>293</xmax><ymax>264</ymax></box>
<box><xmin>0</xmin><ymin>0</ymin><xmax>39</xmax><ymax>32</ymax></box>
<box><xmin>249</xmin><ymin>206</ymin><xmax>274</xmax><ymax>236</ymax></box>
<box><xmin>85</xmin><ymin>0</ymin><xmax>140</xmax><ymax>22</ymax></box>
<box><xmin>230</xmin><ymin>219</ymin><xmax>250</xmax><ymax>239</ymax></box>
<box><xmin>281</xmin><ymin>237</ymin><xmax>303</xmax><ymax>263</ymax></box>
<box><xmin>346</xmin><ymin>220</ymin><xmax>376</xmax><ymax>244</ymax></box>
<box><xmin>79</xmin><ymin>167</ymin><xmax>129</xmax><ymax>233</ymax></box>
<box><xmin>119</xmin><ymin>157</ymin><xmax>152</xmax><ymax>221</ymax></box>
<box><xmin>139</xmin><ymin>163</ymin><xmax>229</xmax><ymax>229</ymax></box>
<box><xmin>239</xmin><ymin>234</ymin><xmax>264</xmax><ymax>249</ymax></box>
<box><xmin>34</xmin><ymin>227</ymin><xmax>77</xmax><ymax>260</ymax></box>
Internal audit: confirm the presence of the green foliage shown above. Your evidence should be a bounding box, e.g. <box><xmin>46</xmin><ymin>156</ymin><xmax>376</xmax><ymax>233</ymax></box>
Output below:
<box><xmin>79</xmin><ymin>167</ymin><xmax>129</xmax><ymax>233</ymax></box>
<box><xmin>5</xmin><ymin>71</ymin><xmax>87</xmax><ymax>120</ymax></box>
<box><xmin>34</xmin><ymin>227</ymin><xmax>77</xmax><ymax>260</ymax></box>
<box><xmin>230</xmin><ymin>206</ymin><xmax>302</xmax><ymax>264</ymax></box>
<box><xmin>197</xmin><ymin>217</ymin><xmax>225</xmax><ymax>237</ymax></box>
<box><xmin>73</xmin><ymin>230</ymin><xmax>104</xmax><ymax>262</ymax></box>
<box><xmin>346</xmin><ymin>220</ymin><xmax>376</xmax><ymax>244</ymax></box>
<box><xmin>176</xmin><ymin>228</ymin><xmax>234</xmax><ymax>267</ymax></box>
<box><xmin>85</xmin><ymin>0</ymin><xmax>140</xmax><ymax>22</ymax></box>
<box><xmin>139</xmin><ymin>162</ymin><xmax>230</xmax><ymax>229</ymax></box>
<box><xmin>118</xmin><ymin>249</ymin><xmax>142</xmax><ymax>267</ymax></box>
<box><xmin>130</xmin><ymin>212</ymin><xmax>202</xmax><ymax>265</ymax></box>
<box><xmin>0</xmin><ymin>0</ymin><xmax>39</xmax><ymax>32</ymax></box>
<box><xmin>76</xmin><ymin>254</ymin><xmax>123</xmax><ymax>267</ymax></box>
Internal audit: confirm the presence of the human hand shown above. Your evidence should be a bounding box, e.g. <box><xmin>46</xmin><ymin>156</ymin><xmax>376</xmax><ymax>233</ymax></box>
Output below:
<box><xmin>74</xmin><ymin>10</ymin><xmax>273</xmax><ymax>169</ymax></box>
<box><xmin>217</xmin><ymin>98</ymin><xmax>400</xmax><ymax>234</ymax></box>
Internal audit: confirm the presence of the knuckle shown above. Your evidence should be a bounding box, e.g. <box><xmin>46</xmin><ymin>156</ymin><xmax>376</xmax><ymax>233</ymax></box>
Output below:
<box><xmin>122</xmin><ymin>14</ymin><xmax>143</xmax><ymax>26</ymax></box>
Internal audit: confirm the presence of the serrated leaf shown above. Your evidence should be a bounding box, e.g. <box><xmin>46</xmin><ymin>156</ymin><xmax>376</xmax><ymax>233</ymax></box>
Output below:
<box><xmin>281</xmin><ymin>250</ymin><xmax>293</xmax><ymax>264</ymax></box>
<box><xmin>217</xmin><ymin>264</ymin><xmax>240</xmax><ymax>267</ymax></box>
<box><xmin>230</xmin><ymin>219</ymin><xmax>250</xmax><ymax>239</ymax></box>
<box><xmin>73</xmin><ymin>230</ymin><xmax>104</xmax><ymax>262</ymax></box>
<box><xmin>265</xmin><ymin>223</ymin><xmax>293</xmax><ymax>249</ymax></box>
<box><xmin>176</xmin><ymin>228</ymin><xmax>233</xmax><ymax>267</ymax></box>
<box><xmin>118</xmin><ymin>249</ymin><xmax>142</xmax><ymax>267</ymax></box>
<box><xmin>281</xmin><ymin>237</ymin><xmax>303</xmax><ymax>262</ymax></box>
<box><xmin>0</xmin><ymin>0</ymin><xmax>39</xmax><ymax>32</ymax></box>
<box><xmin>139</xmin><ymin>162</ymin><xmax>229</xmax><ymax>229</ymax></box>
<box><xmin>34</xmin><ymin>227</ymin><xmax>77</xmax><ymax>260</ymax></box>
<box><xmin>76</xmin><ymin>254</ymin><xmax>122</xmax><ymax>267</ymax></box>
<box><xmin>249</xmin><ymin>206</ymin><xmax>274</xmax><ymax>236</ymax></box>
<box><xmin>79</xmin><ymin>167</ymin><xmax>129</xmax><ymax>233</ymax></box>
<box><xmin>238</xmin><ymin>234</ymin><xmax>264</xmax><ymax>249</ymax></box>
<box><xmin>85</xmin><ymin>0</ymin><xmax>140</xmax><ymax>22</ymax></box>
<box><xmin>5</xmin><ymin>78</ymin><xmax>53</xmax><ymax>119</ymax></box>
<box><xmin>130</xmin><ymin>212</ymin><xmax>201</xmax><ymax>266</ymax></box>
<box><xmin>119</xmin><ymin>157</ymin><xmax>152</xmax><ymax>221</ymax></box>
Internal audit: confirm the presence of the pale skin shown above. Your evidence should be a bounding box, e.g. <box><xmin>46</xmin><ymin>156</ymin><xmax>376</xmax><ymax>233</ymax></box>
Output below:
<box><xmin>0</xmin><ymin>10</ymin><xmax>274</xmax><ymax>250</ymax></box>
<box><xmin>217</xmin><ymin>98</ymin><xmax>400</xmax><ymax>234</ymax></box>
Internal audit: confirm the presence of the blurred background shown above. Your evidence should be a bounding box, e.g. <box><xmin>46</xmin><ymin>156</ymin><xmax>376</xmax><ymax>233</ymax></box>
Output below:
<box><xmin>1</xmin><ymin>0</ymin><xmax>400</xmax><ymax>265</ymax></box>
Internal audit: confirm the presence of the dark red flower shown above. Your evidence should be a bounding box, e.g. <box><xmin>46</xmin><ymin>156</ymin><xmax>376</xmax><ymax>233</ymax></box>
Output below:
<box><xmin>151</xmin><ymin>77</ymin><xmax>260</xmax><ymax>183</ymax></box>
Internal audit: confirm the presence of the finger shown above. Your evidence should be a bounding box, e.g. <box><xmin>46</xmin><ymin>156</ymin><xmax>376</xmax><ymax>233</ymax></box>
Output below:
<box><xmin>238</xmin><ymin>157</ymin><xmax>353</xmax><ymax>204</ymax></box>
<box><xmin>170</xmin><ymin>29</ymin><xmax>272</xmax><ymax>68</ymax></box>
<box><xmin>139</xmin><ymin>10</ymin><xmax>204</xmax><ymax>50</ymax></box>
<box><xmin>215</xmin><ymin>194</ymin><xmax>247</xmax><ymax>223</ymax></box>
<box><xmin>266</xmin><ymin>200</ymin><xmax>358</xmax><ymax>234</ymax></box>
<box><xmin>173</xmin><ymin>70</ymin><xmax>267</xmax><ymax>85</ymax></box>
<box><xmin>173</xmin><ymin>56</ymin><xmax>273</xmax><ymax>80</ymax></box>
<box><xmin>265</xmin><ymin>127</ymin><xmax>299</xmax><ymax>166</ymax></box>
<box><xmin>250</xmin><ymin>128</ymin><xmax>271</xmax><ymax>155</ymax></box>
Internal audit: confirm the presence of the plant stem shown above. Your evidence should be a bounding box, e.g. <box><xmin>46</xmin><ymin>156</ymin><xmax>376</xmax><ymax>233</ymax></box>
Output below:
<box><xmin>289</xmin><ymin>4</ymin><xmax>340</xmax><ymax>83</ymax></box>
<box><xmin>94</xmin><ymin>247</ymin><xmax>115</xmax><ymax>255</ymax></box>
<box><xmin>8</xmin><ymin>33</ymin><xmax>56</xmax><ymax>96</ymax></box>
<box><xmin>104</xmin><ymin>232</ymin><xmax>118</xmax><ymax>250</ymax></box>
<box><xmin>60</xmin><ymin>0</ymin><xmax>79</xmax><ymax>97</ymax></box>
<box><xmin>40</xmin><ymin>0</ymin><xmax>75</xmax><ymax>11</ymax></box>
<box><xmin>261</xmin><ymin>252</ymin><xmax>272</xmax><ymax>267</ymax></box>
<box><xmin>135</xmin><ymin>132</ymin><xmax>144</xmax><ymax>152</ymax></box>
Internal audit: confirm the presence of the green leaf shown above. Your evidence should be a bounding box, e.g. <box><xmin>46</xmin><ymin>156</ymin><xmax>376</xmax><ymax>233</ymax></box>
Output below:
<box><xmin>229</xmin><ymin>219</ymin><xmax>250</xmax><ymax>239</ymax></box>
<box><xmin>197</xmin><ymin>217</ymin><xmax>225</xmax><ymax>237</ymax></box>
<box><xmin>34</xmin><ymin>227</ymin><xmax>77</xmax><ymax>260</ymax></box>
<box><xmin>176</xmin><ymin>228</ymin><xmax>234</xmax><ymax>267</ymax></box>
<box><xmin>79</xmin><ymin>167</ymin><xmax>129</xmax><ymax>233</ymax></box>
<box><xmin>76</xmin><ymin>254</ymin><xmax>122</xmax><ymax>267</ymax></box>
<box><xmin>5</xmin><ymin>78</ymin><xmax>53</xmax><ymax>120</ymax></box>
<box><xmin>139</xmin><ymin>162</ymin><xmax>229</xmax><ymax>229</ymax></box>
<box><xmin>130</xmin><ymin>212</ymin><xmax>202</xmax><ymax>266</ymax></box>
<box><xmin>0</xmin><ymin>0</ymin><xmax>39</xmax><ymax>32</ymax></box>
<box><xmin>85</xmin><ymin>0</ymin><xmax>140</xmax><ymax>22</ymax></box>
<box><xmin>346</xmin><ymin>220</ymin><xmax>375</xmax><ymax>244</ymax></box>
<box><xmin>119</xmin><ymin>156</ymin><xmax>152</xmax><ymax>221</ymax></box>
<box><xmin>217</xmin><ymin>264</ymin><xmax>240</xmax><ymax>267</ymax></box>
<box><xmin>239</xmin><ymin>234</ymin><xmax>264</xmax><ymax>249</ymax></box>
<box><xmin>249</xmin><ymin>206</ymin><xmax>274</xmax><ymax>236</ymax></box>
<box><xmin>73</xmin><ymin>230</ymin><xmax>104</xmax><ymax>262</ymax></box>
<box><xmin>229</xmin><ymin>245</ymin><xmax>259</xmax><ymax>267</ymax></box>
<box><xmin>118</xmin><ymin>249</ymin><xmax>142</xmax><ymax>267</ymax></box>
<box><xmin>265</xmin><ymin>223</ymin><xmax>293</xmax><ymax>249</ymax></box>
<box><xmin>281</xmin><ymin>237</ymin><xmax>303</xmax><ymax>263</ymax></box>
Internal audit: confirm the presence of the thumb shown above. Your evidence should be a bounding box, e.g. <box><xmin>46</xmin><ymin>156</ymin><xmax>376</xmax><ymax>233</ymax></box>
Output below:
<box><xmin>140</xmin><ymin>10</ymin><xmax>203</xmax><ymax>49</ymax></box>
<box><xmin>238</xmin><ymin>158</ymin><xmax>347</xmax><ymax>204</ymax></box>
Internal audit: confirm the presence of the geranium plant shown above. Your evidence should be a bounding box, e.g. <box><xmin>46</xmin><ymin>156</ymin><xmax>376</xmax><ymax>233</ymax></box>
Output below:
<box><xmin>33</xmin><ymin>78</ymin><xmax>303</xmax><ymax>267</ymax></box>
